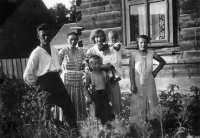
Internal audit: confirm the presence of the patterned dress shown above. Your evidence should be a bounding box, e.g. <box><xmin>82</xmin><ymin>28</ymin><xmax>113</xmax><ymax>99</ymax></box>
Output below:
<box><xmin>130</xmin><ymin>50</ymin><xmax>158</xmax><ymax>121</ymax></box>
<box><xmin>59</xmin><ymin>47</ymin><xmax>87</xmax><ymax>121</ymax></box>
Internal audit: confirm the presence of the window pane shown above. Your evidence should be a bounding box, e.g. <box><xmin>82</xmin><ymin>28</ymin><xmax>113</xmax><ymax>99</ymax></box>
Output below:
<box><xmin>150</xmin><ymin>1</ymin><xmax>166</xmax><ymax>41</ymax></box>
<box><xmin>130</xmin><ymin>4</ymin><xmax>145</xmax><ymax>41</ymax></box>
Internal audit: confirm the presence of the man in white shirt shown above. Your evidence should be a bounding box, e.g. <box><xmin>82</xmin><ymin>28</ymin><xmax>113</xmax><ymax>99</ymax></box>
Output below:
<box><xmin>23</xmin><ymin>24</ymin><xmax>77</xmax><ymax>130</ymax></box>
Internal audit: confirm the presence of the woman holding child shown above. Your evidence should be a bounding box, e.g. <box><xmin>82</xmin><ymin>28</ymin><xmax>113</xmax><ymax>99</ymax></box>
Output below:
<box><xmin>86</xmin><ymin>29</ymin><xmax>123</xmax><ymax>115</ymax></box>
<box><xmin>129</xmin><ymin>35</ymin><xmax>166</xmax><ymax>121</ymax></box>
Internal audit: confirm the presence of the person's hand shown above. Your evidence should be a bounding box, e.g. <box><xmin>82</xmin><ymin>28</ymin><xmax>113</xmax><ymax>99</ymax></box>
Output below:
<box><xmin>86</xmin><ymin>95</ymin><xmax>92</xmax><ymax>104</ymax></box>
<box><xmin>113</xmin><ymin>44</ymin><xmax>121</xmax><ymax>51</ymax></box>
<box><xmin>130</xmin><ymin>85</ymin><xmax>137</xmax><ymax>93</ymax></box>
<box><xmin>152</xmin><ymin>70</ymin><xmax>158</xmax><ymax>78</ymax></box>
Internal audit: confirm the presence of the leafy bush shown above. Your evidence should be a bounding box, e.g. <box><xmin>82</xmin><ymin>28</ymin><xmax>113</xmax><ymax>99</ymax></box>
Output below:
<box><xmin>157</xmin><ymin>84</ymin><xmax>200</xmax><ymax>137</ymax></box>
<box><xmin>0</xmin><ymin>76</ymin><xmax>77</xmax><ymax>138</ymax></box>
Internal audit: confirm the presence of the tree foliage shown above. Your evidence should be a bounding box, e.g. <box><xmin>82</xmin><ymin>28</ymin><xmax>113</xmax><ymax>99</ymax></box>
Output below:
<box><xmin>49</xmin><ymin>1</ymin><xmax>76</xmax><ymax>27</ymax></box>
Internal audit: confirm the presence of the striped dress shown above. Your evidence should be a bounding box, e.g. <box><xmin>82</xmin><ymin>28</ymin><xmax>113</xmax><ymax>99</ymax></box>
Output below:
<box><xmin>59</xmin><ymin>47</ymin><xmax>87</xmax><ymax>121</ymax></box>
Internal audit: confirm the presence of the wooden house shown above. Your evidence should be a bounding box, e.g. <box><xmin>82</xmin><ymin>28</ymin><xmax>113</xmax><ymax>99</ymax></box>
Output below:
<box><xmin>75</xmin><ymin>0</ymin><xmax>200</xmax><ymax>93</ymax></box>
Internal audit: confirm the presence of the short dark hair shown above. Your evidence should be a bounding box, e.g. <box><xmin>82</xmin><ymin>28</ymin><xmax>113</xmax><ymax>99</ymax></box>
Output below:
<box><xmin>67</xmin><ymin>32</ymin><xmax>79</xmax><ymax>39</ymax></box>
<box><xmin>37</xmin><ymin>23</ymin><xmax>50</xmax><ymax>34</ymax></box>
<box><xmin>89</xmin><ymin>55</ymin><xmax>102</xmax><ymax>64</ymax></box>
<box><xmin>137</xmin><ymin>35</ymin><xmax>151</xmax><ymax>44</ymax></box>
<box><xmin>89</xmin><ymin>29</ymin><xmax>106</xmax><ymax>44</ymax></box>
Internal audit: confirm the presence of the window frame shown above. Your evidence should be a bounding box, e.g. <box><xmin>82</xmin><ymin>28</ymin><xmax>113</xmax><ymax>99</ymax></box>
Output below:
<box><xmin>122</xmin><ymin>0</ymin><xmax>174</xmax><ymax>48</ymax></box>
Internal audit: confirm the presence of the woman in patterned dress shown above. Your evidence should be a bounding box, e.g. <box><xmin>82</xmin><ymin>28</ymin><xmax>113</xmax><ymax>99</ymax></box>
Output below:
<box><xmin>59</xmin><ymin>32</ymin><xmax>87</xmax><ymax>121</ymax></box>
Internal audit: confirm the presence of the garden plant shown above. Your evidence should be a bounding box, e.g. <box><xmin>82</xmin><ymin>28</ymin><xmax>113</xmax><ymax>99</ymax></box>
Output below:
<box><xmin>0</xmin><ymin>75</ymin><xmax>200</xmax><ymax>138</ymax></box>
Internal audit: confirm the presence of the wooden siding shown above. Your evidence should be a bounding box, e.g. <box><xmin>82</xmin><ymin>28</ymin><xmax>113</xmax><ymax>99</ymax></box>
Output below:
<box><xmin>0</xmin><ymin>58</ymin><xmax>28</xmax><ymax>80</ymax></box>
<box><xmin>78</xmin><ymin>0</ymin><xmax>122</xmax><ymax>48</ymax></box>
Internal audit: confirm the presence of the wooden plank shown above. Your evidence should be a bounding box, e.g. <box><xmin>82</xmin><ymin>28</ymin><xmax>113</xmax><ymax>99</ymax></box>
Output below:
<box><xmin>180</xmin><ymin>19</ymin><xmax>200</xmax><ymax>28</ymax></box>
<box><xmin>155</xmin><ymin>78</ymin><xmax>200</xmax><ymax>92</ymax></box>
<box><xmin>16</xmin><ymin>59</ymin><xmax>23</xmax><ymax>80</ymax></box>
<box><xmin>81</xmin><ymin>6</ymin><xmax>105</xmax><ymax>15</ymax></box>
<box><xmin>120</xmin><ymin>63</ymin><xmax>200</xmax><ymax>80</ymax></box>
<box><xmin>110</xmin><ymin>0</ymin><xmax>121</xmax><ymax>4</ymax></box>
<box><xmin>117</xmin><ymin>69</ymin><xmax>200</xmax><ymax>94</ymax></box>
<box><xmin>82</xmin><ymin>18</ymin><xmax>121</xmax><ymax>30</ymax></box>
<box><xmin>82</xmin><ymin>11</ymin><xmax>121</xmax><ymax>24</ymax></box>
<box><xmin>179</xmin><ymin>14</ymin><xmax>193</xmax><ymax>22</ymax></box>
<box><xmin>0</xmin><ymin>60</ymin><xmax>3</xmax><ymax>78</ymax></box>
<box><xmin>1</xmin><ymin>59</ymin><xmax>8</xmax><ymax>76</ymax></box>
<box><xmin>79</xmin><ymin>3</ymin><xmax>90</xmax><ymax>9</ymax></box>
<box><xmin>90</xmin><ymin>0</ymin><xmax>110</xmax><ymax>8</ymax></box>
<box><xmin>122</xmin><ymin>54</ymin><xmax>200</xmax><ymax>65</ymax></box>
<box><xmin>105</xmin><ymin>3</ymin><xmax>121</xmax><ymax>12</ymax></box>
<box><xmin>25</xmin><ymin>58</ymin><xmax>29</xmax><ymax>65</ymax></box>
<box><xmin>21</xmin><ymin>58</ymin><xmax>26</xmax><ymax>74</ymax></box>
<box><xmin>12</xmin><ymin>59</ymin><xmax>18</xmax><ymax>78</ymax></box>
<box><xmin>180</xmin><ymin>27</ymin><xmax>200</xmax><ymax>35</ymax></box>
<box><xmin>6</xmin><ymin>59</ymin><xmax>13</xmax><ymax>77</ymax></box>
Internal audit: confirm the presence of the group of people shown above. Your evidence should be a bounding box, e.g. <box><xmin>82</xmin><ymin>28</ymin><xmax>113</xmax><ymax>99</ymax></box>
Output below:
<box><xmin>23</xmin><ymin>23</ymin><xmax>166</xmax><ymax>131</ymax></box>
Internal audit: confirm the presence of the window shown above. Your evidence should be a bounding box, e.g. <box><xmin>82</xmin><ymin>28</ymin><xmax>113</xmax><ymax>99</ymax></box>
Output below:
<box><xmin>122</xmin><ymin>0</ymin><xmax>174</xmax><ymax>47</ymax></box>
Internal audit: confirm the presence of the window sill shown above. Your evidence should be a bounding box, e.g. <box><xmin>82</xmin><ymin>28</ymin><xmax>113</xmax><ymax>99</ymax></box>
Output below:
<box><xmin>125</xmin><ymin>42</ymin><xmax>174</xmax><ymax>49</ymax></box>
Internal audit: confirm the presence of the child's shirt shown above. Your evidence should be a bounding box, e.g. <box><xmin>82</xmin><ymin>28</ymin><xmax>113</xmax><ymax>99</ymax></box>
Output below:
<box><xmin>104</xmin><ymin>41</ymin><xmax>123</xmax><ymax>68</ymax></box>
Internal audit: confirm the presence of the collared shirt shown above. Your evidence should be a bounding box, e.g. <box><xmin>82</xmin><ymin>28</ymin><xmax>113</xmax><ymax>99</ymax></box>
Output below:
<box><xmin>23</xmin><ymin>46</ymin><xmax>61</xmax><ymax>86</ymax></box>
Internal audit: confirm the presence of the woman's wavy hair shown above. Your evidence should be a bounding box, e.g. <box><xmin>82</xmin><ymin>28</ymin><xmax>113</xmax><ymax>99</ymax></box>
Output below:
<box><xmin>89</xmin><ymin>29</ymin><xmax>106</xmax><ymax>44</ymax></box>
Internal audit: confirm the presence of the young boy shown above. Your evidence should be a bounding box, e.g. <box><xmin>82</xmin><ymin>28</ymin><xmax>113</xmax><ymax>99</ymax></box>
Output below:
<box><xmin>85</xmin><ymin>55</ymin><xmax>114</xmax><ymax>125</ymax></box>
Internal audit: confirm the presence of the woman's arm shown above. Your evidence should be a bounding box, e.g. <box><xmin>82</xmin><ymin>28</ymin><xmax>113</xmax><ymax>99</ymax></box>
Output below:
<box><xmin>100</xmin><ymin>63</ymin><xmax>114</xmax><ymax>71</ymax></box>
<box><xmin>152</xmin><ymin>52</ymin><xmax>166</xmax><ymax>78</ymax></box>
<box><xmin>59</xmin><ymin>49</ymin><xmax>65</xmax><ymax>65</ymax></box>
<box><xmin>129</xmin><ymin>53</ymin><xmax>137</xmax><ymax>93</ymax></box>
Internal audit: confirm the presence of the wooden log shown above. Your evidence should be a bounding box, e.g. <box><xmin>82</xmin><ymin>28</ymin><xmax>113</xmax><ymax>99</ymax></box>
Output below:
<box><xmin>81</xmin><ymin>11</ymin><xmax>121</xmax><ymax>23</ymax></box>
<box><xmin>90</xmin><ymin>0</ymin><xmax>110</xmax><ymax>8</ymax></box>
<box><xmin>81</xmin><ymin>6</ymin><xmax>105</xmax><ymax>15</ymax></box>
<box><xmin>180</xmin><ymin>27</ymin><xmax>200</xmax><ymax>35</ymax></box>
<box><xmin>12</xmin><ymin>59</ymin><xmax>18</xmax><ymax>78</ymax></box>
<box><xmin>6</xmin><ymin>59</ymin><xmax>13</xmax><ymax>77</ymax></box>
<box><xmin>81</xmin><ymin>18</ymin><xmax>121</xmax><ymax>30</ymax></box>
<box><xmin>180</xmin><ymin>18</ymin><xmax>200</xmax><ymax>28</ymax></box>
<box><xmin>79</xmin><ymin>3</ymin><xmax>90</xmax><ymax>9</ymax></box>
<box><xmin>179</xmin><ymin>14</ymin><xmax>193</xmax><ymax>22</ymax></box>
<box><xmin>110</xmin><ymin>0</ymin><xmax>121</xmax><ymax>4</ymax></box>
<box><xmin>82</xmin><ymin>27</ymin><xmax>121</xmax><ymax>37</ymax></box>
<box><xmin>179</xmin><ymin>44</ymin><xmax>200</xmax><ymax>51</ymax></box>
<box><xmin>155</xmin><ymin>78</ymin><xmax>200</xmax><ymax>92</ymax></box>
<box><xmin>81</xmin><ymin>0</ymin><xmax>90</xmax><ymax>3</ymax></box>
<box><xmin>105</xmin><ymin>4</ymin><xmax>121</xmax><ymax>12</ymax></box>
<box><xmin>183</xmin><ymin>51</ymin><xmax>200</xmax><ymax>58</ymax></box>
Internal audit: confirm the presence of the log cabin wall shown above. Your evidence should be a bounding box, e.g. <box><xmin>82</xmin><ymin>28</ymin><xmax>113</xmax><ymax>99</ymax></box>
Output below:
<box><xmin>76</xmin><ymin>0</ymin><xmax>200</xmax><ymax>93</ymax></box>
